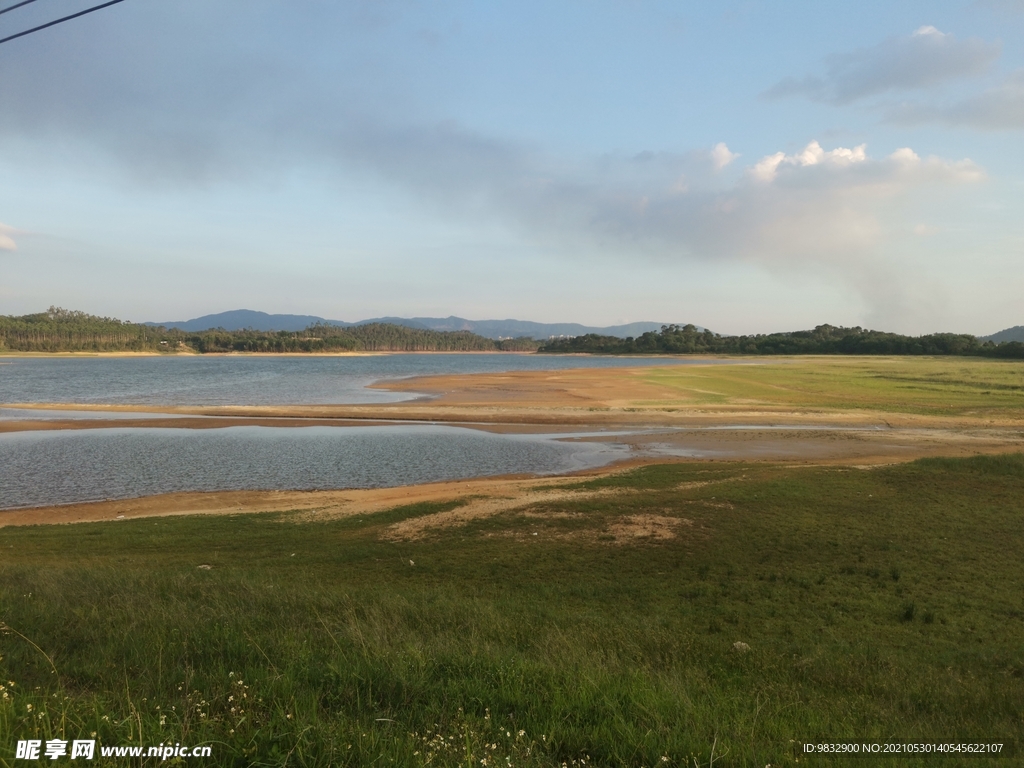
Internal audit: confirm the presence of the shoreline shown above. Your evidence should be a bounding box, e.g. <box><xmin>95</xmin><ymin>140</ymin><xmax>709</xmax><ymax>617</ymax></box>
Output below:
<box><xmin>0</xmin><ymin>350</ymin><xmax>577</xmax><ymax>360</ymax></box>
<box><xmin>3</xmin><ymin>359</ymin><xmax>1022</xmax><ymax>524</ymax></box>
<box><xmin>5</xmin><ymin>433</ymin><xmax>1024</xmax><ymax>527</ymax></box>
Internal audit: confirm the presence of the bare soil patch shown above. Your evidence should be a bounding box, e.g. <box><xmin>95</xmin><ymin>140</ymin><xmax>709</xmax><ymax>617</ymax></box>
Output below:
<box><xmin>605</xmin><ymin>514</ymin><xmax>694</xmax><ymax>543</ymax></box>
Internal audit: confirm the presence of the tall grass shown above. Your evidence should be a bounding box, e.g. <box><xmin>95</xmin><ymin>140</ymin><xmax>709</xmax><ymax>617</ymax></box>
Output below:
<box><xmin>2</xmin><ymin>457</ymin><xmax>1022</xmax><ymax>766</ymax></box>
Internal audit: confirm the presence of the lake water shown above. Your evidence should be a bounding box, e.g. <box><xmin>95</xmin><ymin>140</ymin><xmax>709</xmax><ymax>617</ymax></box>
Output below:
<box><xmin>0</xmin><ymin>354</ymin><xmax>716</xmax><ymax>406</ymax></box>
<box><xmin>0</xmin><ymin>424</ymin><xmax>629</xmax><ymax>510</ymax></box>
<box><xmin>0</xmin><ymin>354</ymin><xmax>748</xmax><ymax>510</ymax></box>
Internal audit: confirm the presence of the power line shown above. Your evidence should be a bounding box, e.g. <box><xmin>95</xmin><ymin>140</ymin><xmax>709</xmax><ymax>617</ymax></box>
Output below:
<box><xmin>0</xmin><ymin>0</ymin><xmax>126</xmax><ymax>45</ymax></box>
<box><xmin>0</xmin><ymin>0</ymin><xmax>46</xmax><ymax>18</ymax></box>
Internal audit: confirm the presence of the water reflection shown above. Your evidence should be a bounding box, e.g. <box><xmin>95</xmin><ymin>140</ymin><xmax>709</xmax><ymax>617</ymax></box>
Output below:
<box><xmin>0</xmin><ymin>425</ymin><xmax>630</xmax><ymax>510</ymax></box>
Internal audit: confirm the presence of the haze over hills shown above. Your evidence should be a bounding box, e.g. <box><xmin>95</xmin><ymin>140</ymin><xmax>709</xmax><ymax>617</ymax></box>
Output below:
<box><xmin>980</xmin><ymin>326</ymin><xmax>1024</xmax><ymax>344</ymax></box>
<box><xmin>146</xmin><ymin>310</ymin><xmax>676</xmax><ymax>340</ymax></box>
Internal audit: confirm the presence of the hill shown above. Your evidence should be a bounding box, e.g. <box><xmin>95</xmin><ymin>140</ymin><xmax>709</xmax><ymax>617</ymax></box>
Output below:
<box><xmin>399</xmin><ymin>316</ymin><xmax>671</xmax><ymax>339</ymax></box>
<box><xmin>981</xmin><ymin>325</ymin><xmax>1024</xmax><ymax>344</ymax></box>
<box><xmin>1</xmin><ymin>308</ymin><xmax>538</xmax><ymax>353</ymax></box>
<box><xmin>538</xmin><ymin>323</ymin><xmax>1024</xmax><ymax>359</ymax></box>
<box><xmin>147</xmin><ymin>310</ymin><xmax>346</xmax><ymax>333</ymax></box>
<box><xmin>147</xmin><ymin>310</ymin><xmax>671</xmax><ymax>339</ymax></box>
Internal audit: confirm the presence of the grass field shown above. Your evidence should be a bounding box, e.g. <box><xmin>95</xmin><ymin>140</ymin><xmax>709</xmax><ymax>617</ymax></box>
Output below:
<box><xmin>639</xmin><ymin>358</ymin><xmax>1024</xmax><ymax>418</ymax></box>
<box><xmin>1</xmin><ymin>455</ymin><xmax>1022</xmax><ymax>766</ymax></box>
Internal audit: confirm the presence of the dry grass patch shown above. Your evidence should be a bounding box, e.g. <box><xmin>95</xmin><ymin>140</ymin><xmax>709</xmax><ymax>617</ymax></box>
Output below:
<box><xmin>605</xmin><ymin>513</ymin><xmax>695</xmax><ymax>543</ymax></box>
<box><xmin>379</xmin><ymin>474</ymin><xmax>741</xmax><ymax>542</ymax></box>
<box><xmin>380</xmin><ymin>486</ymin><xmax>637</xmax><ymax>541</ymax></box>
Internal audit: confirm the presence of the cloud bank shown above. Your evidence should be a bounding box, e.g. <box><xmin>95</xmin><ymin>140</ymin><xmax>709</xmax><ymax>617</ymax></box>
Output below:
<box><xmin>886</xmin><ymin>70</ymin><xmax>1024</xmax><ymax>130</ymax></box>
<box><xmin>335</xmin><ymin>126</ymin><xmax>982</xmax><ymax>295</ymax></box>
<box><xmin>0</xmin><ymin>3</ymin><xmax>992</xmax><ymax>324</ymax></box>
<box><xmin>0</xmin><ymin>223</ymin><xmax>17</xmax><ymax>251</ymax></box>
<box><xmin>765</xmin><ymin>27</ymin><xmax>1000</xmax><ymax>104</ymax></box>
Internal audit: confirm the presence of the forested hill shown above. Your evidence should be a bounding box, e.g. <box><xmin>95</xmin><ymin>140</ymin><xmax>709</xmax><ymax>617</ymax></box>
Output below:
<box><xmin>538</xmin><ymin>323</ymin><xmax>1024</xmax><ymax>359</ymax></box>
<box><xmin>5</xmin><ymin>310</ymin><xmax>1022</xmax><ymax>359</ymax></box>
<box><xmin>0</xmin><ymin>308</ymin><xmax>540</xmax><ymax>353</ymax></box>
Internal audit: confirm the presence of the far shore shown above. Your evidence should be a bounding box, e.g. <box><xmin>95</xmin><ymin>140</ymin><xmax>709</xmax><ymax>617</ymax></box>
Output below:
<box><xmin>0</xmin><ymin>349</ymin><xmax>716</xmax><ymax>359</ymax></box>
<box><xmin>0</xmin><ymin>350</ymin><xmax>434</xmax><ymax>358</ymax></box>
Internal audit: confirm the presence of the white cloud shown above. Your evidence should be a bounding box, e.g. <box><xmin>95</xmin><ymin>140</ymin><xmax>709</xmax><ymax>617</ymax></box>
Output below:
<box><xmin>336</xmin><ymin>127</ymin><xmax>983</xmax><ymax>295</ymax></box>
<box><xmin>710</xmin><ymin>142</ymin><xmax>739</xmax><ymax>170</ymax></box>
<box><xmin>886</xmin><ymin>69</ymin><xmax>1024</xmax><ymax>130</ymax></box>
<box><xmin>361</xmin><ymin>130</ymin><xmax>982</xmax><ymax>296</ymax></box>
<box><xmin>765</xmin><ymin>27</ymin><xmax>1000</xmax><ymax>104</ymax></box>
<box><xmin>749</xmin><ymin>141</ymin><xmax>867</xmax><ymax>182</ymax></box>
<box><xmin>0</xmin><ymin>223</ymin><xmax>17</xmax><ymax>251</ymax></box>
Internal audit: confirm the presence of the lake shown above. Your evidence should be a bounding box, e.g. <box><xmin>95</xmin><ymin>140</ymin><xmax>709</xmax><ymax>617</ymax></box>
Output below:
<box><xmin>0</xmin><ymin>424</ymin><xmax>631</xmax><ymax>510</ymax></box>
<box><xmin>1</xmin><ymin>354</ymin><xmax>712</xmax><ymax>509</ymax></box>
<box><xmin>0</xmin><ymin>353</ymin><xmax>719</xmax><ymax>406</ymax></box>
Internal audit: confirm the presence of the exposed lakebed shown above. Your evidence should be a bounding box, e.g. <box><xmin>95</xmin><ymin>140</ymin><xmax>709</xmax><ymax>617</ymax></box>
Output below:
<box><xmin>0</xmin><ymin>354</ymin><xmax>908</xmax><ymax>512</ymax></box>
<box><xmin>0</xmin><ymin>353</ymin><xmax>724</xmax><ymax>406</ymax></box>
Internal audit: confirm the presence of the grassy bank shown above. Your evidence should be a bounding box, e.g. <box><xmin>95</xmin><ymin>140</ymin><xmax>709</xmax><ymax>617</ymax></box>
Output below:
<box><xmin>1</xmin><ymin>456</ymin><xmax>1022</xmax><ymax>766</ymax></box>
<box><xmin>640</xmin><ymin>357</ymin><xmax>1024</xmax><ymax>418</ymax></box>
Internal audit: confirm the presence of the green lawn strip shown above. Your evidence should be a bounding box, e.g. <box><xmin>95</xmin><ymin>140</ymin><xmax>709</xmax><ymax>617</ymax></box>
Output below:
<box><xmin>641</xmin><ymin>358</ymin><xmax>1024</xmax><ymax>417</ymax></box>
<box><xmin>2</xmin><ymin>456</ymin><xmax>1022</xmax><ymax>766</ymax></box>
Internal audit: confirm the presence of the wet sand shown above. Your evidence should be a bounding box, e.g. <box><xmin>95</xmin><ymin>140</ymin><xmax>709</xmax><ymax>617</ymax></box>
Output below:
<box><xmin>0</xmin><ymin>467</ymin><xmax>643</xmax><ymax>528</ymax></box>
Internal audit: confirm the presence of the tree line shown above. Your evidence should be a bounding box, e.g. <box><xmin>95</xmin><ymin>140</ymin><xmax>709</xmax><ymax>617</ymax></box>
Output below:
<box><xmin>538</xmin><ymin>323</ymin><xmax>1024</xmax><ymax>359</ymax></box>
<box><xmin>0</xmin><ymin>308</ymin><xmax>541</xmax><ymax>353</ymax></box>
<box><xmin>4</xmin><ymin>310</ymin><xmax>1021</xmax><ymax>359</ymax></box>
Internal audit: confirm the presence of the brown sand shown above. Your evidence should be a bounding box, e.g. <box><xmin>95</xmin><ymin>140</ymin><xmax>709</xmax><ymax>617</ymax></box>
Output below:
<box><xmin>7</xmin><ymin>363</ymin><xmax>1021</xmax><ymax>429</ymax></box>
<box><xmin>0</xmin><ymin>467</ymin><xmax>642</xmax><ymax>528</ymax></box>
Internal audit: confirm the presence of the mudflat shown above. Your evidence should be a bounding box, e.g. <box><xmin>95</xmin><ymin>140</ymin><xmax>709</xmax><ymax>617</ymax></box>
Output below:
<box><xmin>7</xmin><ymin>355</ymin><xmax>1022</xmax><ymax>427</ymax></box>
<box><xmin>3</xmin><ymin>356</ymin><xmax>1022</xmax><ymax>525</ymax></box>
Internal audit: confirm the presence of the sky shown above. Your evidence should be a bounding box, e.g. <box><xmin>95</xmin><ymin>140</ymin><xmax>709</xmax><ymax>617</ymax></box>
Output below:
<box><xmin>1</xmin><ymin>0</ymin><xmax>1022</xmax><ymax>335</ymax></box>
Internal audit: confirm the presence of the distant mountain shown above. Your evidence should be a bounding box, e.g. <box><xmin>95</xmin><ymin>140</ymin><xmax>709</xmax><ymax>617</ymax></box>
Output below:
<box><xmin>147</xmin><ymin>310</ymin><xmax>681</xmax><ymax>340</ymax></box>
<box><xmin>981</xmin><ymin>326</ymin><xmax>1024</xmax><ymax>344</ymax></box>
<box><xmin>398</xmin><ymin>316</ymin><xmax>672</xmax><ymax>340</ymax></box>
<box><xmin>147</xmin><ymin>310</ymin><xmax>346</xmax><ymax>333</ymax></box>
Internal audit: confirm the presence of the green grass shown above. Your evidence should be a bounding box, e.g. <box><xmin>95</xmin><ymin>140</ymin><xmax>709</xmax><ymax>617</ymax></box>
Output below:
<box><xmin>2</xmin><ymin>457</ymin><xmax>1023</xmax><ymax>766</ymax></box>
<box><xmin>641</xmin><ymin>357</ymin><xmax>1024</xmax><ymax>417</ymax></box>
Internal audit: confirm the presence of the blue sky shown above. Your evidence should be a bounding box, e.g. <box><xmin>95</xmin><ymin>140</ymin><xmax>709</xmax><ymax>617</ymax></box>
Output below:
<box><xmin>1</xmin><ymin>0</ymin><xmax>1022</xmax><ymax>334</ymax></box>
